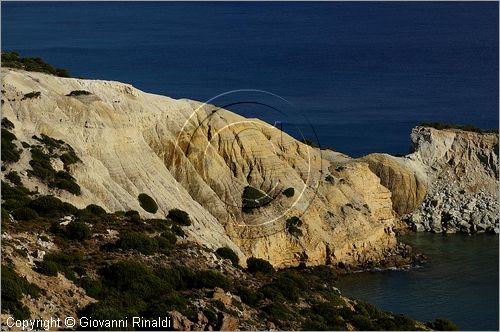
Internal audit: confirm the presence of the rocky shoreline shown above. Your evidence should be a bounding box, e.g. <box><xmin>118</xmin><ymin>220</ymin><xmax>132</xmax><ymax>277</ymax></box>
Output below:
<box><xmin>365</xmin><ymin>126</ymin><xmax>499</xmax><ymax>236</ymax></box>
<box><xmin>403</xmin><ymin>183</ymin><xmax>499</xmax><ymax>234</ymax></box>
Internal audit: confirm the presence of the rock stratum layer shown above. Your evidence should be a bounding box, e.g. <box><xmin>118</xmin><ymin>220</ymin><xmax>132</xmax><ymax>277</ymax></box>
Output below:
<box><xmin>403</xmin><ymin>127</ymin><xmax>499</xmax><ymax>233</ymax></box>
<box><xmin>364</xmin><ymin>127</ymin><xmax>499</xmax><ymax>234</ymax></box>
<box><xmin>1</xmin><ymin>69</ymin><xmax>399</xmax><ymax>268</ymax></box>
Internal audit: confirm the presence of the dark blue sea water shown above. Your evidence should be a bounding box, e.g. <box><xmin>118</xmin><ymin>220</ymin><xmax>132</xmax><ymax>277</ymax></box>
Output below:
<box><xmin>2</xmin><ymin>3</ymin><xmax>499</xmax><ymax>329</ymax></box>
<box><xmin>2</xmin><ymin>2</ymin><xmax>498</xmax><ymax>156</ymax></box>
<box><xmin>336</xmin><ymin>233</ymin><xmax>499</xmax><ymax>331</ymax></box>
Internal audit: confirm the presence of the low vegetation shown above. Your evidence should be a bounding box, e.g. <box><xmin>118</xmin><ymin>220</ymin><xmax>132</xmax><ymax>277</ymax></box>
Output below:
<box><xmin>1</xmin><ymin>264</ymin><xmax>42</xmax><ymax>320</ymax></box>
<box><xmin>28</xmin><ymin>134</ymin><xmax>82</xmax><ymax>195</ymax></box>
<box><xmin>66</xmin><ymin>90</ymin><xmax>92</xmax><ymax>97</ymax></box>
<box><xmin>246</xmin><ymin>257</ymin><xmax>275</xmax><ymax>274</ymax></box>
<box><xmin>282</xmin><ymin>187</ymin><xmax>295</xmax><ymax>197</ymax></box>
<box><xmin>167</xmin><ymin>208</ymin><xmax>191</xmax><ymax>226</ymax></box>
<box><xmin>138</xmin><ymin>193</ymin><xmax>158</xmax><ymax>213</ymax></box>
<box><xmin>216</xmin><ymin>247</ymin><xmax>239</xmax><ymax>266</ymax></box>
<box><xmin>1</xmin><ymin>51</ymin><xmax>70</xmax><ymax>77</ymax></box>
<box><xmin>420</xmin><ymin>122</ymin><xmax>498</xmax><ymax>134</ymax></box>
<box><xmin>242</xmin><ymin>186</ymin><xmax>272</xmax><ymax>212</ymax></box>
<box><xmin>22</xmin><ymin>91</ymin><xmax>41</xmax><ymax>100</ymax></box>
<box><xmin>1</xmin><ymin>123</ymin><xmax>22</xmax><ymax>163</ymax></box>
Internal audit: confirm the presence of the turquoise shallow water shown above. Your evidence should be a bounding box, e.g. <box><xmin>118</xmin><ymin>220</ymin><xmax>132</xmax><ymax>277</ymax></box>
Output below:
<box><xmin>336</xmin><ymin>233</ymin><xmax>499</xmax><ymax>331</ymax></box>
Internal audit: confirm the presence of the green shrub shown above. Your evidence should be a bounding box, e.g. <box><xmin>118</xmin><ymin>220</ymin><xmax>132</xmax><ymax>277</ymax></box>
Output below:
<box><xmin>1</xmin><ymin>181</ymin><xmax>31</xmax><ymax>210</ymax></box>
<box><xmin>216</xmin><ymin>247</ymin><xmax>239</xmax><ymax>267</ymax></box>
<box><xmin>282</xmin><ymin>187</ymin><xmax>295</xmax><ymax>197</ymax></box>
<box><xmin>1</xmin><ymin>128</ymin><xmax>21</xmax><ymax>163</ymax></box>
<box><xmin>66</xmin><ymin>90</ymin><xmax>92</xmax><ymax>97</ymax></box>
<box><xmin>79</xmin><ymin>276</ymin><xmax>103</xmax><ymax>298</ymax></box>
<box><xmin>66</xmin><ymin>222</ymin><xmax>91</xmax><ymax>240</ymax></box>
<box><xmin>236</xmin><ymin>285</ymin><xmax>263</xmax><ymax>307</ymax></box>
<box><xmin>116</xmin><ymin>232</ymin><xmax>158</xmax><ymax>255</ymax></box>
<box><xmin>29</xmin><ymin>146</ymin><xmax>81</xmax><ymax>195</ymax></box>
<box><xmin>5</xmin><ymin>171</ymin><xmax>22</xmax><ymax>186</ymax></box>
<box><xmin>138</xmin><ymin>193</ymin><xmax>158</xmax><ymax>213</ymax></box>
<box><xmin>262</xmin><ymin>303</ymin><xmax>290</xmax><ymax>322</ymax></box>
<box><xmin>246</xmin><ymin>257</ymin><xmax>274</xmax><ymax>274</ymax></box>
<box><xmin>84</xmin><ymin>204</ymin><xmax>106</xmax><ymax>215</ymax></box>
<box><xmin>53</xmin><ymin>178</ymin><xmax>81</xmax><ymax>195</ymax></box>
<box><xmin>23</xmin><ymin>91</ymin><xmax>41</xmax><ymax>99</ymax></box>
<box><xmin>156</xmin><ymin>231</ymin><xmax>177</xmax><ymax>253</ymax></box>
<box><xmin>39</xmin><ymin>252</ymin><xmax>82</xmax><ymax>280</ymax></box>
<box><xmin>12</xmin><ymin>207</ymin><xmax>39</xmax><ymax>221</ymax></box>
<box><xmin>60</xmin><ymin>151</ymin><xmax>80</xmax><ymax>166</ymax></box>
<box><xmin>38</xmin><ymin>260</ymin><xmax>60</xmax><ymax>276</ymax></box>
<box><xmin>432</xmin><ymin>318</ymin><xmax>459</xmax><ymax>331</ymax></box>
<box><xmin>171</xmin><ymin>224</ymin><xmax>185</xmax><ymax>237</ymax></box>
<box><xmin>260</xmin><ymin>284</ymin><xmax>285</xmax><ymax>301</ymax></box>
<box><xmin>168</xmin><ymin>209</ymin><xmax>191</xmax><ymax>226</ymax></box>
<box><xmin>33</xmin><ymin>134</ymin><xmax>65</xmax><ymax>150</ymax></box>
<box><xmin>241</xmin><ymin>186</ymin><xmax>272</xmax><ymax>212</ymax></box>
<box><xmin>125</xmin><ymin>210</ymin><xmax>141</xmax><ymax>223</ymax></box>
<box><xmin>420</xmin><ymin>122</ymin><xmax>498</xmax><ymax>134</ymax></box>
<box><xmin>28</xmin><ymin>195</ymin><xmax>77</xmax><ymax>215</ymax></box>
<box><xmin>1</xmin><ymin>265</ymin><xmax>41</xmax><ymax>320</ymax></box>
<box><xmin>191</xmin><ymin>270</ymin><xmax>230</xmax><ymax>290</ymax></box>
<box><xmin>2</xmin><ymin>117</ymin><xmax>14</xmax><ymax>129</ymax></box>
<box><xmin>1</xmin><ymin>52</ymin><xmax>71</xmax><ymax>77</ymax></box>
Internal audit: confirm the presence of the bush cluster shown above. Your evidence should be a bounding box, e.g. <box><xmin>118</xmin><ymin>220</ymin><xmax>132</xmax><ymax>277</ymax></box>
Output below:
<box><xmin>246</xmin><ymin>257</ymin><xmax>274</xmax><ymax>274</ymax></box>
<box><xmin>22</xmin><ymin>91</ymin><xmax>41</xmax><ymax>99</ymax></box>
<box><xmin>115</xmin><ymin>230</ymin><xmax>177</xmax><ymax>255</ymax></box>
<box><xmin>5</xmin><ymin>171</ymin><xmax>22</xmax><ymax>186</ymax></box>
<box><xmin>28</xmin><ymin>146</ymin><xmax>81</xmax><ymax>195</ymax></box>
<box><xmin>282</xmin><ymin>187</ymin><xmax>295</xmax><ymax>198</ymax></box>
<box><xmin>38</xmin><ymin>252</ymin><xmax>83</xmax><ymax>281</ymax></box>
<box><xmin>216</xmin><ymin>247</ymin><xmax>239</xmax><ymax>266</ymax></box>
<box><xmin>1</xmin><ymin>51</ymin><xmax>70</xmax><ymax>77</ymax></box>
<box><xmin>168</xmin><ymin>208</ymin><xmax>191</xmax><ymax>226</ymax></box>
<box><xmin>11</xmin><ymin>207</ymin><xmax>39</xmax><ymax>221</ymax></box>
<box><xmin>79</xmin><ymin>260</ymin><xmax>230</xmax><ymax>324</ymax></box>
<box><xmin>2</xmin><ymin>117</ymin><xmax>14</xmax><ymax>130</ymax></box>
<box><xmin>1</xmin><ymin>181</ymin><xmax>31</xmax><ymax>211</ymax></box>
<box><xmin>66</xmin><ymin>90</ymin><xmax>92</xmax><ymax>97</ymax></box>
<box><xmin>28</xmin><ymin>195</ymin><xmax>78</xmax><ymax>215</ymax></box>
<box><xmin>420</xmin><ymin>122</ymin><xmax>498</xmax><ymax>134</ymax></box>
<box><xmin>66</xmin><ymin>222</ymin><xmax>92</xmax><ymax>240</ymax></box>
<box><xmin>432</xmin><ymin>318</ymin><xmax>459</xmax><ymax>331</ymax></box>
<box><xmin>241</xmin><ymin>186</ymin><xmax>272</xmax><ymax>212</ymax></box>
<box><xmin>60</xmin><ymin>150</ymin><xmax>80</xmax><ymax>168</ymax></box>
<box><xmin>125</xmin><ymin>210</ymin><xmax>141</xmax><ymax>223</ymax></box>
<box><xmin>138</xmin><ymin>193</ymin><xmax>158</xmax><ymax>213</ymax></box>
<box><xmin>1</xmin><ymin>127</ymin><xmax>21</xmax><ymax>163</ymax></box>
<box><xmin>2</xmin><ymin>264</ymin><xmax>42</xmax><ymax>320</ymax></box>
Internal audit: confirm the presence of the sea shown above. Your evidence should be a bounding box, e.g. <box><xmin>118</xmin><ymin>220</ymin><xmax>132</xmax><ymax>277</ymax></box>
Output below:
<box><xmin>2</xmin><ymin>2</ymin><xmax>499</xmax><ymax>330</ymax></box>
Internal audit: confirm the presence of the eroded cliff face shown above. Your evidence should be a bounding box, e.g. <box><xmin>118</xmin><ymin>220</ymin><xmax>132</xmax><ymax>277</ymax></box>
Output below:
<box><xmin>1</xmin><ymin>68</ymin><xmax>399</xmax><ymax>268</ymax></box>
<box><xmin>361</xmin><ymin>127</ymin><xmax>499</xmax><ymax>234</ymax></box>
<box><xmin>404</xmin><ymin>127</ymin><xmax>499</xmax><ymax>233</ymax></box>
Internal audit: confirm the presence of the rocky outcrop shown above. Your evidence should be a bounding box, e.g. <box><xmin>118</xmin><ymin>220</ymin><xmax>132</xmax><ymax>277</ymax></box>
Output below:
<box><xmin>1</xmin><ymin>68</ymin><xmax>400</xmax><ymax>268</ymax></box>
<box><xmin>362</xmin><ymin>153</ymin><xmax>427</xmax><ymax>215</ymax></box>
<box><xmin>402</xmin><ymin>127</ymin><xmax>499</xmax><ymax>234</ymax></box>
